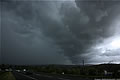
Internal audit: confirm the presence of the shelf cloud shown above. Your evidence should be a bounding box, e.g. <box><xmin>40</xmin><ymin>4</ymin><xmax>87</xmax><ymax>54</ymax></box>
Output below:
<box><xmin>1</xmin><ymin>0</ymin><xmax>120</xmax><ymax>64</ymax></box>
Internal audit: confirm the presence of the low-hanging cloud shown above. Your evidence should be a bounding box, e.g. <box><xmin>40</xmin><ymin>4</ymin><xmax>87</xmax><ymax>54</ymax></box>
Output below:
<box><xmin>1</xmin><ymin>0</ymin><xmax>120</xmax><ymax>64</ymax></box>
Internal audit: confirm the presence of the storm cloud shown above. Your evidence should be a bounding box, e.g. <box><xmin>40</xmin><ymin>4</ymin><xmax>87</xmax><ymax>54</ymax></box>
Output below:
<box><xmin>1</xmin><ymin>0</ymin><xmax>120</xmax><ymax>64</ymax></box>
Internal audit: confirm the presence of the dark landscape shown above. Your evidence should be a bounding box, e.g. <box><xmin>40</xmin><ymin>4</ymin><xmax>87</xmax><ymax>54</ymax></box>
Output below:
<box><xmin>0</xmin><ymin>63</ymin><xmax>120</xmax><ymax>80</ymax></box>
<box><xmin>1</xmin><ymin>0</ymin><xmax>120</xmax><ymax>80</ymax></box>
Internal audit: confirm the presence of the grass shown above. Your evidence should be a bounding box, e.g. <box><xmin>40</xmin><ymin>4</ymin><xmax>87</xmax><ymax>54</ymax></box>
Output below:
<box><xmin>0</xmin><ymin>72</ymin><xmax>16</xmax><ymax>80</ymax></box>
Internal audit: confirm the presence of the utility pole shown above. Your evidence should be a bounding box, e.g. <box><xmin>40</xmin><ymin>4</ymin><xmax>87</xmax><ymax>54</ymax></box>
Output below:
<box><xmin>82</xmin><ymin>60</ymin><xmax>84</xmax><ymax>67</ymax></box>
<box><xmin>82</xmin><ymin>60</ymin><xmax>85</xmax><ymax>75</ymax></box>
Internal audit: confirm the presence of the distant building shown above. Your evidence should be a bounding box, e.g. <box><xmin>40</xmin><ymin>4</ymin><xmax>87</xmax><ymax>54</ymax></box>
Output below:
<box><xmin>118</xmin><ymin>70</ymin><xmax>120</xmax><ymax>73</ymax></box>
<box><xmin>62</xmin><ymin>72</ymin><xmax>64</xmax><ymax>75</ymax></box>
<box><xmin>104</xmin><ymin>70</ymin><xmax>113</xmax><ymax>76</ymax></box>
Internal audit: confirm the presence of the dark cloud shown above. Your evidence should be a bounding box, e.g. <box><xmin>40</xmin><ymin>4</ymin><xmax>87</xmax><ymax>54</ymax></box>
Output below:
<box><xmin>58</xmin><ymin>0</ymin><xmax>120</xmax><ymax>63</ymax></box>
<box><xmin>1</xmin><ymin>0</ymin><xmax>120</xmax><ymax>64</ymax></box>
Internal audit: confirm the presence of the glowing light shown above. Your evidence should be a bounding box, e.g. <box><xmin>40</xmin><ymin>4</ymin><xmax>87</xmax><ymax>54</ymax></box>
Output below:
<box><xmin>110</xmin><ymin>38</ymin><xmax>120</xmax><ymax>49</ymax></box>
<box><xmin>94</xmin><ymin>36</ymin><xmax>120</xmax><ymax>54</ymax></box>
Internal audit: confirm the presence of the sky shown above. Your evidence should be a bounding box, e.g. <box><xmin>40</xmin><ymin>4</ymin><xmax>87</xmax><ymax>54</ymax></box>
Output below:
<box><xmin>0</xmin><ymin>0</ymin><xmax>120</xmax><ymax>65</ymax></box>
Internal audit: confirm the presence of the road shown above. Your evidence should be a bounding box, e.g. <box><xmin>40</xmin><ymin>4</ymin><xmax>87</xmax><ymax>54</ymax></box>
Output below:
<box><xmin>12</xmin><ymin>71</ymin><xmax>92</xmax><ymax>80</ymax></box>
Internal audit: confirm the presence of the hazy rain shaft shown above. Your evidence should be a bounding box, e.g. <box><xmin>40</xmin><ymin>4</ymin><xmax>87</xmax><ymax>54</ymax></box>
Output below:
<box><xmin>1</xmin><ymin>0</ymin><xmax>120</xmax><ymax>64</ymax></box>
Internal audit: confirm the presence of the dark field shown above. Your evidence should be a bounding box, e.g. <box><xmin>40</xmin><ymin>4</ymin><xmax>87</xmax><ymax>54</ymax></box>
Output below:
<box><xmin>0</xmin><ymin>64</ymin><xmax>120</xmax><ymax>80</ymax></box>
